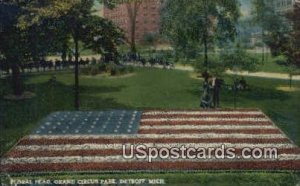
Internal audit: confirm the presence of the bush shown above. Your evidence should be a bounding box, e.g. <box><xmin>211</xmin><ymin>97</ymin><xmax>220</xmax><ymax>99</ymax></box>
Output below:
<box><xmin>98</xmin><ymin>63</ymin><xmax>106</xmax><ymax>72</ymax></box>
<box><xmin>110</xmin><ymin>67</ymin><xmax>117</xmax><ymax>76</ymax></box>
<box><xmin>106</xmin><ymin>62</ymin><xmax>117</xmax><ymax>73</ymax></box>
<box><xmin>193</xmin><ymin>55</ymin><xmax>224</xmax><ymax>76</ymax></box>
<box><xmin>80</xmin><ymin>62</ymin><xmax>134</xmax><ymax>76</ymax></box>
<box><xmin>127</xmin><ymin>66</ymin><xmax>134</xmax><ymax>73</ymax></box>
<box><xmin>119</xmin><ymin>66</ymin><xmax>126</xmax><ymax>75</ymax></box>
<box><xmin>90</xmin><ymin>66</ymin><xmax>99</xmax><ymax>76</ymax></box>
<box><xmin>273</xmin><ymin>55</ymin><xmax>288</xmax><ymax>66</ymax></box>
<box><xmin>81</xmin><ymin>68</ymin><xmax>91</xmax><ymax>75</ymax></box>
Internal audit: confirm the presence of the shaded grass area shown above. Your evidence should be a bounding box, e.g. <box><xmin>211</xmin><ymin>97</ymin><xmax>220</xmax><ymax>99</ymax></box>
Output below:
<box><xmin>0</xmin><ymin>68</ymin><xmax>299</xmax><ymax>184</ymax></box>
<box><xmin>177</xmin><ymin>53</ymin><xmax>289</xmax><ymax>74</ymax></box>
<box><xmin>246</xmin><ymin>53</ymin><xmax>289</xmax><ymax>74</ymax></box>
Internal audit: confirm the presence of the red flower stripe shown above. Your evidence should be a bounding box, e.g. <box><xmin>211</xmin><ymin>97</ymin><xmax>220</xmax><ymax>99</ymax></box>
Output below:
<box><xmin>2</xmin><ymin>161</ymin><xmax>300</xmax><ymax>173</ymax></box>
<box><xmin>5</xmin><ymin>148</ymin><xmax>300</xmax><ymax>158</ymax></box>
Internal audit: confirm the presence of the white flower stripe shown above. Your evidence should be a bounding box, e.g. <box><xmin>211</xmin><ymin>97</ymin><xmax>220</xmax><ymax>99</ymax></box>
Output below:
<box><xmin>141</xmin><ymin>118</ymin><xmax>270</xmax><ymax>122</ymax></box>
<box><xmin>139</xmin><ymin>125</ymin><xmax>277</xmax><ymax>130</ymax></box>
<box><xmin>143</xmin><ymin>111</ymin><xmax>263</xmax><ymax>116</ymax></box>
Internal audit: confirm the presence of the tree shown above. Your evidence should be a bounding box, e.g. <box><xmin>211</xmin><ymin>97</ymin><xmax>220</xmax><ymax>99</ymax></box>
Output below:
<box><xmin>1</xmin><ymin>0</ymin><xmax>125</xmax><ymax>110</ymax></box>
<box><xmin>81</xmin><ymin>16</ymin><xmax>125</xmax><ymax>63</ymax></box>
<box><xmin>41</xmin><ymin>0</ymin><xmax>124</xmax><ymax>110</ymax></box>
<box><xmin>285</xmin><ymin>2</ymin><xmax>300</xmax><ymax>67</ymax></box>
<box><xmin>161</xmin><ymin>0</ymin><xmax>240</xmax><ymax>72</ymax></box>
<box><xmin>222</xmin><ymin>45</ymin><xmax>259</xmax><ymax>108</ymax></box>
<box><xmin>0</xmin><ymin>0</ymin><xmax>88</xmax><ymax>103</ymax></box>
<box><xmin>0</xmin><ymin>3</ymin><xmax>24</xmax><ymax>96</ymax></box>
<box><xmin>252</xmin><ymin>0</ymin><xmax>291</xmax><ymax>58</ymax></box>
<box><xmin>0</xmin><ymin>2</ymin><xmax>55</xmax><ymax>95</ymax></box>
<box><xmin>282</xmin><ymin>2</ymin><xmax>300</xmax><ymax>88</ymax></box>
<box><xmin>126</xmin><ymin>0</ymin><xmax>142</xmax><ymax>54</ymax></box>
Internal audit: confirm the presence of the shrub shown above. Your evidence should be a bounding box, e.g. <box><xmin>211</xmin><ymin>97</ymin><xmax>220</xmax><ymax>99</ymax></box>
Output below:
<box><xmin>98</xmin><ymin>63</ymin><xmax>106</xmax><ymax>72</ymax></box>
<box><xmin>81</xmin><ymin>68</ymin><xmax>91</xmax><ymax>75</ymax></box>
<box><xmin>106</xmin><ymin>62</ymin><xmax>117</xmax><ymax>73</ymax></box>
<box><xmin>90</xmin><ymin>66</ymin><xmax>99</xmax><ymax>76</ymax></box>
<box><xmin>110</xmin><ymin>67</ymin><xmax>117</xmax><ymax>76</ymax></box>
<box><xmin>119</xmin><ymin>66</ymin><xmax>126</xmax><ymax>75</ymax></box>
<box><xmin>127</xmin><ymin>66</ymin><xmax>134</xmax><ymax>73</ymax></box>
<box><xmin>273</xmin><ymin>55</ymin><xmax>288</xmax><ymax>66</ymax></box>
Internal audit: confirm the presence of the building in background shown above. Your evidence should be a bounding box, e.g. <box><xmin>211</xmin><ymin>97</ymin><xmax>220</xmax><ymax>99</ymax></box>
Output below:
<box><xmin>249</xmin><ymin>0</ymin><xmax>296</xmax><ymax>49</ymax></box>
<box><xmin>272</xmin><ymin>0</ymin><xmax>296</xmax><ymax>14</ymax></box>
<box><xmin>103</xmin><ymin>1</ymin><xmax>162</xmax><ymax>43</ymax></box>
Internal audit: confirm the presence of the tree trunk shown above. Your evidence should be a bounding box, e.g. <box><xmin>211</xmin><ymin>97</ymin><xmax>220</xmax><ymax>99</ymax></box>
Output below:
<box><xmin>11</xmin><ymin>63</ymin><xmax>23</xmax><ymax>96</ymax></box>
<box><xmin>61</xmin><ymin>42</ymin><xmax>68</xmax><ymax>62</ymax></box>
<box><xmin>130</xmin><ymin>11</ymin><xmax>137</xmax><ymax>54</ymax></box>
<box><xmin>74</xmin><ymin>36</ymin><xmax>80</xmax><ymax>110</ymax></box>
<box><xmin>204</xmin><ymin>35</ymin><xmax>208</xmax><ymax>68</ymax></box>
<box><xmin>203</xmin><ymin>0</ymin><xmax>209</xmax><ymax>69</ymax></box>
<box><xmin>289</xmin><ymin>74</ymin><xmax>293</xmax><ymax>88</ymax></box>
<box><xmin>127</xmin><ymin>1</ymin><xmax>140</xmax><ymax>54</ymax></box>
<box><xmin>200</xmin><ymin>0</ymin><xmax>210</xmax><ymax>108</ymax></box>
<box><xmin>261</xmin><ymin>29</ymin><xmax>265</xmax><ymax>64</ymax></box>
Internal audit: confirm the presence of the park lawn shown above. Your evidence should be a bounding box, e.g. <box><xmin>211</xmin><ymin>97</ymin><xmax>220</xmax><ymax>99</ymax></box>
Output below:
<box><xmin>176</xmin><ymin>53</ymin><xmax>290</xmax><ymax>74</ymax></box>
<box><xmin>249</xmin><ymin>53</ymin><xmax>290</xmax><ymax>74</ymax></box>
<box><xmin>0</xmin><ymin>68</ymin><xmax>299</xmax><ymax>185</ymax></box>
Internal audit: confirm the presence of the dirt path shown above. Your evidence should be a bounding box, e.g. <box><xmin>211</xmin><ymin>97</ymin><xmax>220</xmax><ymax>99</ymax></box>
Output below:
<box><xmin>226</xmin><ymin>70</ymin><xmax>300</xmax><ymax>81</ymax></box>
<box><xmin>174</xmin><ymin>65</ymin><xmax>300</xmax><ymax>81</ymax></box>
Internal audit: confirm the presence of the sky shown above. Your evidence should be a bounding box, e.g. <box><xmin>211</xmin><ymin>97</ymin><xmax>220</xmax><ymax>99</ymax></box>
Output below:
<box><xmin>240</xmin><ymin>0</ymin><xmax>252</xmax><ymax>17</ymax></box>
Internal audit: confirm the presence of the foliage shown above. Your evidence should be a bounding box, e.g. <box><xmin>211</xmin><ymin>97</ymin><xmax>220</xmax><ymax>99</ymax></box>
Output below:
<box><xmin>143</xmin><ymin>33</ymin><xmax>161</xmax><ymax>46</ymax></box>
<box><xmin>0</xmin><ymin>2</ymin><xmax>56</xmax><ymax>95</ymax></box>
<box><xmin>194</xmin><ymin>54</ymin><xmax>225</xmax><ymax>77</ymax></box>
<box><xmin>251</xmin><ymin>0</ymin><xmax>291</xmax><ymax>56</ymax></box>
<box><xmin>222</xmin><ymin>46</ymin><xmax>260</xmax><ymax>72</ymax></box>
<box><xmin>81</xmin><ymin>16</ymin><xmax>125</xmax><ymax>63</ymax></box>
<box><xmin>81</xmin><ymin>62</ymin><xmax>134</xmax><ymax>76</ymax></box>
<box><xmin>0</xmin><ymin>0</ymin><xmax>125</xmax><ymax>99</ymax></box>
<box><xmin>285</xmin><ymin>3</ymin><xmax>300</xmax><ymax>67</ymax></box>
<box><xmin>161</xmin><ymin>0</ymin><xmax>240</xmax><ymax>67</ymax></box>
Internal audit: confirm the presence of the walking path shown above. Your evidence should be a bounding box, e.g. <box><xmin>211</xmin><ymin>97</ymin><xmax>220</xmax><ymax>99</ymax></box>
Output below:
<box><xmin>175</xmin><ymin>65</ymin><xmax>300</xmax><ymax>81</ymax></box>
<box><xmin>226</xmin><ymin>70</ymin><xmax>300</xmax><ymax>81</ymax></box>
<box><xmin>1</xmin><ymin>63</ymin><xmax>300</xmax><ymax>81</ymax></box>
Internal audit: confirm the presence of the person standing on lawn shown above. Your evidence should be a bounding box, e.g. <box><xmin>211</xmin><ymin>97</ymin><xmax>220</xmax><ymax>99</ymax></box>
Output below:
<box><xmin>212</xmin><ymin>77</ymin><xmax>222</xmax><ymax>108</ymax></box>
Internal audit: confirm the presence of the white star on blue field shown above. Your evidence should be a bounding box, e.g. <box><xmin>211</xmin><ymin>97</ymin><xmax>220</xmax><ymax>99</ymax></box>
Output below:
<box><xmin>33</xmin><ymin>111</ymin><xmax>142</xmax><ymax>135</ymax></box>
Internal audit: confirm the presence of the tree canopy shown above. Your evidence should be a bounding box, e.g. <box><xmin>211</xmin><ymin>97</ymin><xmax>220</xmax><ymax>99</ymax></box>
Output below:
<box><xmin>0</xmin><ymin>0</ymin><xmax>125</xmax><ymax>102</ymax></box>
<box><xmin>251</xmin><ymin>0</ymin><xmax>291</xmax><ymax>57</ymax></box>
<box><xmin>161</xmin><ymin>0</ymin><xmax>240</xmax><ymax>68</ymax></box>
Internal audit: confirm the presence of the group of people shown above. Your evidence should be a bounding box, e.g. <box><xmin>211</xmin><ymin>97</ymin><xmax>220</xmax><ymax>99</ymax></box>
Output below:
<box><xmin>200</xmin><ymin>72</ymin><xmax>250</xmax><ymax>108</ymax></box>
<box><xmin>0</xmin><ymin>58</ymin><xmax>92</xmax><ymax>75</ymax></box>
<box><xmin>200</xmin><ymin>72</ymin><xmax>224</xmax><ymax>109</ymax></box>
<box><xmin>120</xmin><ymin>53</ymin><xmax>174</xmax><ymax>69</ymax></box>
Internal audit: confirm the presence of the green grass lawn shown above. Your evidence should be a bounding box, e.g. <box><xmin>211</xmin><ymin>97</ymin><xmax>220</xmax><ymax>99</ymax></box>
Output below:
<box><xmin>249</xmin><ymin>53</ymin><xmax>290</xmax><ymax>73</ymax></box>
<box><xmin>177</xmin><ymin>53</ymin><xmax>291</xmax><ymax>74</ymax></box>
<box><xmin>0</xmin><ymin>68</ymin><xmax>299</xmax><ymax>185</ymax></box>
